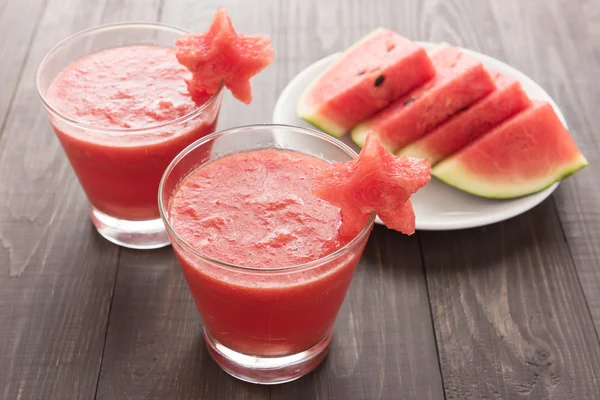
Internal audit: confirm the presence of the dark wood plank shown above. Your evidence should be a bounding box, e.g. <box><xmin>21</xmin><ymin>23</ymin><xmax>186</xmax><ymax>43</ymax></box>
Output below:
<box><xmin>488</xmin><ymin>0</ymin><xmax>598</xmax><ymax>83</ymax></box>
<box><xmin>271</xmin><ymin>227</ymin><xmax>443</xmax><ymax>400</ymax></box>
<box><xmin>422</xmin><ymin>201</ymin><xmax>600</xmax><ymax>399</ymax></box>
<box><xmin>0</xmin><ymin>0</ymin><xmax>117</xmax><ymax>398</ymax></box>
<box><xmin>0</xmin><ymin>0</ymin><xmax>46</xmax><ymax>134</ymax></box>
<box><xmin>417</xmin><ymin>0</ymin><xmax>600</xmax><ymax>398</ymax></box>
<box><xmin>96</xmin><ymin>1</ymin><xmax>444</xmax><ymax>398</ymax></box>
<box><xmin>504</xmin><ymin>0</ymin><xmax>600</xmax><ymax>336</ymax></box>
<box><xmin>100</xmin><ymin>0</ymin><xmax>161</xmax><ymax>20</ymax></box>
<box><xmin>0</xmin><ymin>0</ymin><xmax>162</xmax><ymax>398</ymax></box>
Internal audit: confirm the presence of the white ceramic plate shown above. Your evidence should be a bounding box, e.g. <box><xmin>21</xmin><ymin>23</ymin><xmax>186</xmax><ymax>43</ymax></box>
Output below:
<box><xmin>272</xmin><ymin>42</ymin><xmax>567</xmax><ymax>230</ymax></box>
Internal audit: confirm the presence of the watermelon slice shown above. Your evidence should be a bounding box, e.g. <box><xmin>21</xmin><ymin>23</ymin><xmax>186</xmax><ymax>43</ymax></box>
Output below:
<box><xmin>351</xmin><ymin>44</ymin><xmax>496</xmax><ymax>152</ymax></box>
<box><xmin>399</xmin><ymin>70</ymin><xmax>531</xmax><ymax>164</ymax></box>
<box><xmin>297</xmin><ymin>29</ymin><xmax>435</xmax><ymax>137</ymax></box>
<box><xmin>432</xmin><ymin>101</ymin><xmax>588</xmax><ymax>198</ymax></box>
<box><xmin>313</xmin><ymin>133</ymin><xmax>431</xmax><ymax>236</ymax></box>
<box><xmin>175</xmin><ymin>6</ymin><xmax>274</xmax><ymax>104</ymax></box>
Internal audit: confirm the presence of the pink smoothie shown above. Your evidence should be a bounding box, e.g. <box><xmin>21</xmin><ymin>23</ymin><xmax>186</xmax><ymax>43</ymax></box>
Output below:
<box><xmin>168</xmin><ymin>149</ymin><xmax>368</xmax><ymax>356</ymax></box>
<box><xmin>46</xmin><ymin>45</ymin><xmax>220</xmax><ymax>220</ymax></box>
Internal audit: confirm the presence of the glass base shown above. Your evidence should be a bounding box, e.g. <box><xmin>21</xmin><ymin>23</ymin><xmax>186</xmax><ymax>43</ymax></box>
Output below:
<box><xmin>89</xmin><ymin>204</ymin><xmax>171</xmax><ymax>249</ymax></box>
<box><xmin>204</xmin><ymin>329</ymin><xmax>332</xmax><ymax>385</ymax></box>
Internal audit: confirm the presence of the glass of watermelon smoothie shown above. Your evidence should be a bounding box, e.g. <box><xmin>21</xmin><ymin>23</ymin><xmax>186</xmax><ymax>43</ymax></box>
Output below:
<box><xmin>36</xmin><ymin>23</ymin><xmax>223</xmax><ymax>249</ymax></box>
<box><xmin>159</xmin><ymin>125</ymin><xmax>375</xmax><ymax>384</ymax></box>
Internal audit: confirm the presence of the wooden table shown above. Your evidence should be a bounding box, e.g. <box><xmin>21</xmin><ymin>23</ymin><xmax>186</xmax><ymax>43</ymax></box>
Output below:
<box><xmin>1</xmin><ymin>0</ymin><xmax>599</xmax><ymax>398</ymax></box>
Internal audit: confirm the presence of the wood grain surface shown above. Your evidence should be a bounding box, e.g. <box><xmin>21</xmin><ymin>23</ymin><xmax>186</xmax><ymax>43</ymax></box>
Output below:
<box><xmin>422</xmin><ymin>201</ymin><xmax>600</xmax><ymax>399</ymax></box>
<box><xmin>1</xmin><ymin>0</ymin><xmax>599</xmax><ymax>399</ymax></box>
<box><xmin>0</xmin><ymin>0</ymin><xmax>124</xmax><ymax>398</ymax></box>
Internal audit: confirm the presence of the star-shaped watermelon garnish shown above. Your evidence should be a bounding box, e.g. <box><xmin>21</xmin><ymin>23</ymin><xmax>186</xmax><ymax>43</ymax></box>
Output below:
<box><xmin>313</xmin><ymin>132</ymin><xmax>431</xmax><ymax>237</ymax></box>
<box><xmin>175</xmin><ymin>6</ymin><xmax>274</xmax><ymax>105</ymax></box>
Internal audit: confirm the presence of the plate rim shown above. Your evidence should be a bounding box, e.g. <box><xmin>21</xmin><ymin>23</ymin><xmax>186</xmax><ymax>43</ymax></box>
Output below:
<box><xmin>272</xmin><ymin>42</ymin><xmax>563</xmax><ymax>231</ymax></box>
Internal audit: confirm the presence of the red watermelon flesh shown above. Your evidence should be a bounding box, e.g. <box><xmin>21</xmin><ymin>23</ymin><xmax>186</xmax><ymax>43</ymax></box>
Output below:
<box><xmin>399</xmin><ymin>69</ymin><xmax>531</xmax><ymax>164</ymax></box>
<box><xmin>175</xmin><ymin>6</ymin><xmax>274</xmax><ymax>104</ymax></box>
<box><xmin>313</xmin><ymin>133</ymin><xmax>431</xmax><ymax>237</ymax></box>
<box><xmin>297</xmin><ymin>29</ymin><xmax>435</xmax><ymax>137</ymax></box>
<box><xmin>351</xmin><ymin>44</ymin><xmax>496</xmax><ymax>152</ymax></box>
<box><xmin>432</xmin><ymin>101</ymin><xmax>588</xmax><ymax>198</ymax></box>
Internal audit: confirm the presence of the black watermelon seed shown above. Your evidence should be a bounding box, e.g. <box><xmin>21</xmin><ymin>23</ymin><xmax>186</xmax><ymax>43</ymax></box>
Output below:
<box><xmin>374</xmin><ymin>75</ymin><xmax>385</xmax><ymax>87</ymax></box>
<box><xmin>404</xmin><ymin>98</ymin><xmax>416</xmax><ymax>106</ymax></box>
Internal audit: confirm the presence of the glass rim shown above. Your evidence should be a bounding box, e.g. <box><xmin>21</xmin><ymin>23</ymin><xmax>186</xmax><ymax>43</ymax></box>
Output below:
<box><xmin>158</xmin><ymin>123</ymin><xmax>376</xmax><ymax>273</ymax></box>
<box><xmin>34</xmin><ymin>21</ymin><xmax>224</xmax><ymax>133</ymax></box>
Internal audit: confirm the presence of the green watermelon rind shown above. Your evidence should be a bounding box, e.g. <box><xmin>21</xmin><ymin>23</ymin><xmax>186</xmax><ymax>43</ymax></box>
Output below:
<box><xmin>350</xmin><ymin>123</ymin><xmax>370</xmax><ymax>147</ymax></box>
<box><xmin>350</xmin><ymin>43</ymin><xmax>447</xmax><ymax>149</ymax></box>
<box><xmin>431</xmin><ymin>153</ymin><xmax>589</xmax><ymax>199</ymax></box>
<box><xmin>300</xmin><ymin>113</ymin><xmax>346</xmax><ymax>138</ymax></box>
<box><xmin>297</xmin><ymin>28</ymin><xmax>386</xmax><ymax>138</ymax></box>
<box><xmin>396</xmin><ymin>142</ymin><xmax>436</xmax><ymax>164</ymax></box>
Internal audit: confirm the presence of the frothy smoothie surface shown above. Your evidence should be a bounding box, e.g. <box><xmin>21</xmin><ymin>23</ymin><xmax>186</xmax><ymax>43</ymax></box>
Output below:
<box><xmin>168</xmin><ymin>149</ymin><xmax>347</xmax><ymax>268</ymax></box>
<box><xmin>46</xmin><ymin>45</ymin><xmax>198</xmax><ymax>129</ymax></box>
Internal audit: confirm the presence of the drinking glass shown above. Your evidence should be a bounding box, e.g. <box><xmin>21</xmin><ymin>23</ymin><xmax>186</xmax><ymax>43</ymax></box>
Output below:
<box><xmin>159</xmin><ymin>125</ymin><xmax>374</xmax><ymax>384</ymax></box>
<box><xmin>36</xmin><ymin>23</ymin><xmax>223</xmax><ymax>249</ymax></box>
